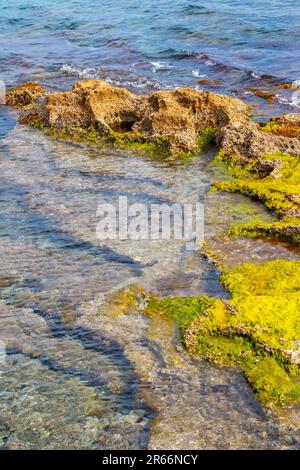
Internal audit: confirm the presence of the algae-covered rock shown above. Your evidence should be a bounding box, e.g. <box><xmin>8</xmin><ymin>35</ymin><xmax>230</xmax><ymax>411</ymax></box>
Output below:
<box><xmin>228</xmin><ymin>218</ymin><xmax>300</xmax><ymax>250</ymax></box>
<box><xmin>5</xmin><ymin>82</ymin><xmax>46</xmax><ymax>109</ymax></box>
<box><xmin>142</xmin><ymin>260</ymin><xmax>300</xmax><ymax>408</ymax></box>
<box><xmin>19</xmin><ymin>79</ymin><xmax>249</xmax><ymax>156</ymax></box>
<box><xmin>214</xmin><ymin>151</ymin><xmax>300</xmax><ymax>220</ymax></box>
<box><xmin>103</xmin><ymin>260</ymin><xmax>300</xmax><ymax>408</ymax></box>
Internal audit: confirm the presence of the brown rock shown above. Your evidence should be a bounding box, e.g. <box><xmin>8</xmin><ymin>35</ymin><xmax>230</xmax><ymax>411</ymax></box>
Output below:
<box><xmin>20</xmin><ymin>79</ymin><xmax>249</xmax><ymax>155</ymax></box>
<box><xmin>12</xmin><ymin>79</ymin><xmax>300</xmax><ymax>161</ymax></box>
<box><xmin>245</xmin><ymin>87</ymin><xmax>276</xmax><ymax>103</ymax></box>
<box><xmin>5</xmin><ymin>82</ymin><xmax>46</xmax><ymax>109</ymax></box>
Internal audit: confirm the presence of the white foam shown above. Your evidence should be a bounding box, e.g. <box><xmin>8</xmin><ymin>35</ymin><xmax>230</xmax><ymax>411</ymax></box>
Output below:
<box><xmin>205</xmin><ymin>59</ymin><xmax>216</xmax><ymax>67</ymax></box>
<box><xmin>60</xmin><ymin>64</ymin><xmax>100</xmax><ymax>78</ymax></box>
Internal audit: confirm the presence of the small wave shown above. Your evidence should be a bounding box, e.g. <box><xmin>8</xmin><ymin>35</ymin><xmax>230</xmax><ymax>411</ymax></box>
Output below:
<box><xmin>106</xmin><ymin>77</ymin><xmax>161</xmax><ymax>90</ymax></box>
<box><xmin>249</xmin><ymin>71</ymin><xmax>261</xmax><ymax>79</ymax></box>
<box><xmin>182</xmin><ymin>4</ymin><xmax>215</xmax><ymax>16</ymax></box>
<box><xmin>205</xmin><ymin>59</ymin><xmax>217</xmax><ymax>67</ymax></box>
<box><xmin>60</xmin><ymin>64</ymin><xmax>162</xmax><ymax>91</ymax></box>
<box><xmin>243</xmin><ymin>69</ymin><xmax>283</xmax><ymax>86</ymax></box>
<box><xmin>278</xmin><ymin>94</ymin><xmax>300</xmax><ymax>109</ymax></box>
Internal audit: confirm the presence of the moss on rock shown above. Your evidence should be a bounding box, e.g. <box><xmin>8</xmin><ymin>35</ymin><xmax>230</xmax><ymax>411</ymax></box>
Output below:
<box><xmin>228</xmin><ymin>218</ymin><xmax>300</xmax><ymax>250</ymax></box>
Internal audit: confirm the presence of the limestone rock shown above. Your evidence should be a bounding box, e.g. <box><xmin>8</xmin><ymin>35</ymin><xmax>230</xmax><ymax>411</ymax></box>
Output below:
<box><xmin>5</xmin><ymin>82</ymin><xmax>46</xmax><ymax>109</ymax></box>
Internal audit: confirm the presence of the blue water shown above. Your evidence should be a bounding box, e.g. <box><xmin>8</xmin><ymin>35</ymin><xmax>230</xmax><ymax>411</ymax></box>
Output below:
<box><xmin>1</xmin><ymin>0</ymin><xmax>300</xmax><ymax>111</ymax></box>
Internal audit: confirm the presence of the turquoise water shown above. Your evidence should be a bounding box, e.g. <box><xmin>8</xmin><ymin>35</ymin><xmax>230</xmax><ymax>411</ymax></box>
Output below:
<box><xmin>0</xmin><ymin>0</ymin><xmax>300</xmax><ymax>449</ymax></box>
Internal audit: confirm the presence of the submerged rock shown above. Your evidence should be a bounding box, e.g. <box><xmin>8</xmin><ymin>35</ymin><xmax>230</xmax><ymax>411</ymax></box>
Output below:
<box><xmin>143</xmin><ymin>260</ymin><xmax>300</xmax><ymax>408</ymax></box>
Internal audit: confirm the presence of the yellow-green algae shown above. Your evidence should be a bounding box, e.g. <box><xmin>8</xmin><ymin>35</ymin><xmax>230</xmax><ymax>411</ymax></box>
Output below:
<box><xmin>105</xmin><ymin>260</ymin><xmax>300</xmax><ymax>408</ymax></box>
<box><xmin>213</xmin><ymin>151</ymin><xmax>300</xmax><ymax>217</ymax></box>
<box><xmin>192</xmin><ymin>261</ymin><xmax>300</xmax><ymax>407</ymax></box>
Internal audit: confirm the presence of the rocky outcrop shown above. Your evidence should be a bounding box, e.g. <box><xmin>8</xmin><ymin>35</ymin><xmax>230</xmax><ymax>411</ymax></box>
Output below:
<box><xmin>6</xmin><ymin>79</ymin><xmax>300</xmax><ymax>163</ymax></box>
<box><xmin>5</xmin><ymin>82</ymin><xmax>45</xmax><ymax>109</ymax></box>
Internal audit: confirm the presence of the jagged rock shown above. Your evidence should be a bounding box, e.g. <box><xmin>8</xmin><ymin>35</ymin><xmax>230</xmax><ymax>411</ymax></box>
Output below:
<box><xmin>18</xmin><ymin>79</ymin><xmax>249</xmax><ymax>155</ymax></box>
<box><xmin>219</xmin><ymin>120</ymin><xmax>300</xmax><ymax>165</ymax></box>
<box><xmin>5</xmin><ymin>82</ymin><xmax>46</xmax><ymax>109</ymax></box>
<box><xmin>7</xmin><ymin>79</ymin><xmax>300</xmax><ymax>161</ymax></box>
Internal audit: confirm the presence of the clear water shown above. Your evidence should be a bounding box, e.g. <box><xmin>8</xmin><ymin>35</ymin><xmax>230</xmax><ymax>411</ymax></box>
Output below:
<box><xmin>0</xmin><ymin>0</ymin><xmax>300</xmax><ymax>449</ymax></box>
<box><xmin>1</xmin><ymin>1</ymin><xmax>300</xmax><ymax>112</ymax></box>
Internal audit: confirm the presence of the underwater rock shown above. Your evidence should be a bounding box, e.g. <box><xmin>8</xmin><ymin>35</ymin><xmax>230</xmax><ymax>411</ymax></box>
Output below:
<box><xmin>245</xmin><ymin>86</ymin><xmax>276</xmax><ymax>103</ymax></box>
<box><xmin>228</xmin><ymin>219</ymin><xmax>300</xmax><ymax>249</ymax></box>
<box><xmin>5</xmin><ymin>82</ymin><xmax>46</xmax><ymax>109</ymax></box>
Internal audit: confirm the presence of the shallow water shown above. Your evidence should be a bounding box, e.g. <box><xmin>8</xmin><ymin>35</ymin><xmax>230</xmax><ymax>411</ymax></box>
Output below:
<box><xmin>0</xmin><ymin>115</ymin><xmax>299</xmax><ymax>449</ymax></box>
<box><xmin>1</xmin><ymin>0</ymin><xmax>300</xmax><ymax>449</ymax></box>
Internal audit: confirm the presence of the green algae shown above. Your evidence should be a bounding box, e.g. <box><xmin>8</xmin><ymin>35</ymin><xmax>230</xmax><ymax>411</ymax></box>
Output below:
<box><xmin>109</xmin><ymin>126</ymin><xmax>217</xmax><ymax>159</ymax></box>
<box><xmin>260</xmin><ymin>120</ymin><xmax>300</xmax><ymax>139</ymax></box>
<box><xmin>212</xmin><ymin>150</ymin><xmax>300</xmax><ymax>250</ymax></box>
<box><xmin>144</xmin><ymin>295</ymin><xmax>215</xmax><ymax>333</ymax></box>
<box><xmin>197</xmin><ymin>126</ymin><xmax>216</xmax><ymax>147</ymax></box>
<box><xmin>108</xmin><ymin>130</ymin><xmax>171</xmax><ymax>158</ymax></box>
<box><xmin>24</xmin><ymin>113</ymin><xmax>217</xmax><ymax>160</ymax></box>
<box><xmin>260</xmin><ymin>121</ymin><xmax>281</xmax><ymax>134</ymax></box>
<box><xmin>213</xmin><ymin>179</ymin><xmax>297</xmax><ymax>216</ymax></box>
<box><xmin>220</xmin><ymin>259</ymin><xmax>300</xmax><ymax>297</ymax></box>
<box><xmin>188</xmin><ymin>277</ymin><xmax>300</xmax><ymax>407</ymax></box>
<box><xmin>102</xmin><ymin>284</ymin><xmax>147</xmax><ymax>316</ymax></box>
